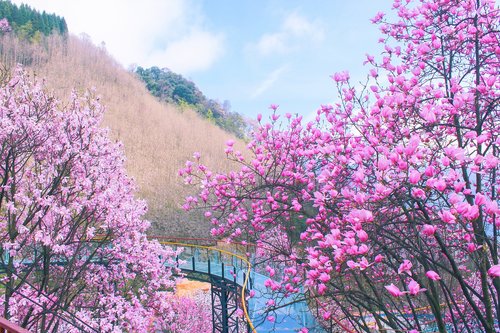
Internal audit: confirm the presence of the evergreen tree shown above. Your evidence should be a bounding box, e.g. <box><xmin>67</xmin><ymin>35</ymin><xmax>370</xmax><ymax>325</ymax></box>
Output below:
<box><xmin>0</xmin><ymin>0</ymin><xmax>67</xmax><ymax>40</ymax></box>
<box><xmin>135</xmin><ymin>66</ymin><xmax>249</xmax><ymax>138</ymax></box>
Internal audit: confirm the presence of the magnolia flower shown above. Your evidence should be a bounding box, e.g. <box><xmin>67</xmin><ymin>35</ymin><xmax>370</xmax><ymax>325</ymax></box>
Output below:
<box><xmin>269</xmin><ymin>104</ymin><xmax>279</xmax><ymax>111</ymax></box>
<box><xmin>317</xmin><ymin>283</ymin><xmax>328</xmax><ymax>295</ymax></box>
<box><xmin>347</xmin><ymin>260</ymin><xmax>358</xmax><ymax>269</ymax></box>
<box><xmin>319</xmin><ymin>273</ymin><xmax>330</xmax><ymax>283</ymax></box>
<box><xmin>422</xmin><ymin>224</ymin><xmax>437</xmax><ymax>236</ymax></box>
<box><xmin>426</xmin><ymin>270</ymin><xmax>441</xmax><ymax>281</ymax></box>
<box><xmin>357</xmin><ymin>229</ymin><xmax>369</xmax><ymax>242</ymax></box>
<box><xmin>439</xmin><ymin>210</ymin><xmax>456</xmax><ymax>224</ymax></box>
<box><xmin>266</xmin><ymin>299</ymin><xmax>275</xmax><ymax>307</ymax></box>
<box><xmin>475</xmin><ymin>193</ymin><xmax>486</xmax><ymax>205</ymax></box>
<box><xmin>235</xmin><ymin>308</ymin><xmax>244</xmax><ymax>318</ymax></box>
<box><xmin>487</xmin><ymin>264</ymin><xmax>500</xmax><ymax>278</ymax></box>
<box><xmin>266</xmin><ymin>265</ymin><xmax>276</xmax><ymax>277</ymax></box>
<box><xmin>398</xmin><ymin>260</ymin><xmax>413</xmax><ymax>274</ymax></box>
<box><xmin>408</xmin><ymin>280</ymin><xmax>427</xmax><ymax>295</ymax></box>
<box><xmin>331</xmin><ymin>71</ymin><xmax>350</xmax><ymax>82</ymax></box>
<box><xmin>409</xmin><ymin>170</ymin><xmax>421</xmax><ymax>184</ymax></box>
<box><xmin>385</xmin><ymin>284</ymin><xmax>405</xmax><ymax>297</ymax></box>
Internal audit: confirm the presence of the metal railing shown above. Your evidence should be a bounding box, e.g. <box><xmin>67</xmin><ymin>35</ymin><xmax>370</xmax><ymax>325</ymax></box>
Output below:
<box><xmin>152</xmin><ymin>236</ymin><xmax>327</xmax><ymax>333</ymax></box>
<box><xmin>1</xmin><ymin>236</ymin><xmax>325</xmax><ymax>332</ymax></box>
<box><xmin>155</xmin><ymin>239</ymin><xmax>257</xmax><ymax>333</ymax></box>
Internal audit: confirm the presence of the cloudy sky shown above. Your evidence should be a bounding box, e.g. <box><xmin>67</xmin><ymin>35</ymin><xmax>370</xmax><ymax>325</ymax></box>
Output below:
<box><xmin>12</xmin><ymin>0</ymin><xmax>394</xmax><ymax>119</ymax></box>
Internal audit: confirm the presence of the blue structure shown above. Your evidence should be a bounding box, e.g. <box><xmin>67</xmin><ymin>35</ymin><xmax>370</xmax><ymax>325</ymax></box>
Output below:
<box><xmin>163</xmin><ymin>241</ymin><xmax>325</xmax><ymax>333</ymax></box>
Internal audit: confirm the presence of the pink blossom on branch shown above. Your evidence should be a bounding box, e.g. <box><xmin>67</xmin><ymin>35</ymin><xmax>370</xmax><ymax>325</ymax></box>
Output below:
<box><xmin>385</xmin><ymin>284</ymin><xmax>406</xmax><ymax>297</ymax></box>
<box><xmin>407</xmin><ymin>280</ymin><xmax>427</xmax><ymax>295</ymax></box>
<box><xmin>488</xmin><ymin>264</ymin><xmax>500</xmax><ymax>278</ymax></box>
<box><xmin>0</xmin><ymin>68</ymin><xmax>203</xmax><ymax>332</ymax></box>
<box><xmin>181</xmin><ymin>0</ymin><xmax>500</xmax><ymax>331</ymax></box>
<box><xmin>426</xmin><ymin>270</ymin><xmax>441</xmax><ymax>281</ymax></box>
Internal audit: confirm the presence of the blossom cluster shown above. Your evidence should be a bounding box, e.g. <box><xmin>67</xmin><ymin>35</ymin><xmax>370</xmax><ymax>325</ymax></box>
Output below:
<box><xmin>0</xmin><ymin>18</ymin><xmax>10</xmax><ymax>33</ymax></box>
<box><xmin>0</xmin><ymin>68</ymin><xmax>206</xmax><ymax>332</ymax></box>
<box><xmin>182</xmin><ymin>1</ymin><xmax>500</xmax><ymax>332</ymax></box>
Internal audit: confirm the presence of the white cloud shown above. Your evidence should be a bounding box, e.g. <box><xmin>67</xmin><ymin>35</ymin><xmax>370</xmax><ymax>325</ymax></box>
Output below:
<box><xmin>13</xmin><ymin>0</ymin><xmax>225</xmax><ymax>74</ymax></box>
<box><xmin>251</xmin><ymin>11</ymin><xmax>325</xmax><ymax>56</ymax></box>
<box><xmin>251</xmin><ymin>64</ymin><xmax>289</xmax><ymax>99</ymax></box>
<box><xmin>145</xmin><ymin>30</ymin><xmax>225</xmax><ymax>74</ymax></box>
<box><xmin>283</xmin><ymin>12</ymin><xmax>324</xmax><ymax>41</ymax></box>
<box><xmin>255</xmin><ymin>33</ymin><xmax>288</xmax><ymax>56</ymax></box>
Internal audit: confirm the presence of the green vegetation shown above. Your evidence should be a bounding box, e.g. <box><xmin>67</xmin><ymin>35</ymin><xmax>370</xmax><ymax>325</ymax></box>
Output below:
<box><xmin>0</xmin><ymin>0</ymin><xmax>67</xmax><ymax>41</ymax></box>
<box><xmin>135</xmin><ymin>66</ymin><xmax>248</xmax><ymax>139</ymax></box>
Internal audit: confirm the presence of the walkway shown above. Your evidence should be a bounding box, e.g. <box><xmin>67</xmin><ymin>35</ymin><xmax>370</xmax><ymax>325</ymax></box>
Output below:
<box><xmin>0</xmin><ymin>237</ymin><xmax>325</xmax><ymax>333</ymax></box>
<box><xmin>156</xmin><ymin>238</ymin><xmax>325</xmax><ymax>333</ymax></box>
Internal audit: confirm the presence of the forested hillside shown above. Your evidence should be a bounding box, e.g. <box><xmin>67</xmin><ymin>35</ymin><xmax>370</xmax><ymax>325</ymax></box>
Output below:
<box><xmin>136</xmin><ymin>66</ymin><xmax>249</xmax><ymax>138</ymax></box>
<box><xmin>0</xmin><ymin>0</ymin><xmax>67</xmax><ymax>40</ymax></box>
<box><xmin>0</xmin><ymin>31</ymin><xmax>245</xmax><ymax>237</ymax></box>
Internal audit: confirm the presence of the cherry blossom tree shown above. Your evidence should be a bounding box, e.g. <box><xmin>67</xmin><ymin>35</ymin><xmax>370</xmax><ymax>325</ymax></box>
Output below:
<box><xmin>164</xmin><ymin>292</ymin><xmax>212</xmax><ymax>333</ymax></box>
<box><xmin>182</xmin><ymin>0</ymin><xmax>500</xmax><ymax>332</ymax></box>
<box><xmin>0</xmin><ymin>18</ymin><xmax>10</xmax><ymax>34</ymax></box>
<box><xmin>0</xmin><ymin>67</ymin><xmax>189</xmax><ymax>332</ymax></box>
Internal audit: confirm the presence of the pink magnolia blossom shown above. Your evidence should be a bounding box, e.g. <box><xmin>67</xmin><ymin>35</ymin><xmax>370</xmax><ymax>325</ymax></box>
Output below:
<box><xmin>331</xmin><ymin>71</ymin><xmax>350</xmax><ymax>83</ymax></box>
<box><xmin>398</xmin><ymin>260</ymin><xmax>413</xmax><ymax>275</ymax></box>
<box><xmin>269</xmin><ymin>104</ymin><xmax>279</xmax><ymax>111</ymax></box>
<box><xmin>421</xmin><ymin>224</ymin><xmax>437</xmax><ymax>237</ymax></box>
<box><xmin>408</xmin><ymin>280</ymin><xmax>427</xmax><ymax>295</ymax></box>
<box><xmin>180</xmin><ymin>0</ymin><xmax>500</xmax><ymax>331</ymax></box>
<box><xmin>385</xmin><ymin>284</ymin><xmax>405</xmax><ymax>297</ymax></box>
<box><xmin>487</xmin><ymin>264</ymin><xmax>500</xmax><ymax>278</ymax></box>
<box><xmin>0</xmin><ymin>68</ymin><xmax>200</xmax><ymax>332</ymax></box>
<box><xmin>409</xmin><ymin>170</ymin><xmax>421</xmax><ymax>184</ymax></box>
<box><xmin>426</xmin><ymin>270</ymin><xmax>441</xmax><ymax>281</ymax></box>
<box><xmin>439</xmin><ymin>210</ymin><xmax>456</xmax><ymax>224</ymax></box>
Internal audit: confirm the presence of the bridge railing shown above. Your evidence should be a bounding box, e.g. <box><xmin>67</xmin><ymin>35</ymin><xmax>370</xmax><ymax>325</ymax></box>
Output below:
<box><xmin>0</xmin><ymin>317</ymin><xmax>31</xmax><ymax>333</ymax></box>
<box><xmin>154</xmin><ymin>239</ymin><xmax>257</xmax><ymax>333</ymax></box>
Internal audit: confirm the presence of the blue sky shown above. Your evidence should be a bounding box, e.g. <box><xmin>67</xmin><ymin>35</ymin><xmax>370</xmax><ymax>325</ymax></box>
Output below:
<box><xmin>12</xmin><ymin>0</ymin><xmax>394</xmax><ymax>119</ymax></box>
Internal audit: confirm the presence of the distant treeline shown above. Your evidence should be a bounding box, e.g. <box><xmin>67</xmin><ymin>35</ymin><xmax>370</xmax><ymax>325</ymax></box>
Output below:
<box><xmin>0</xmin><ymin>0</ymin><xmax>67</xmax><ymax>41</ymax></box>
<box><xmin>135</xmin><ymin>66</ymin><xmax>249</xmax><ymax>139</ymax></box>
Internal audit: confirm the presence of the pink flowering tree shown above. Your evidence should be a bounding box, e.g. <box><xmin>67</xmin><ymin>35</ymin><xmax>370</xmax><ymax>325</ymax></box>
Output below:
<box><xmin>0</xmin><ymin>18</ymin><xmax>10</xmax><ymax>34</ymax></box>
<box><xmin>164</xmin><ymin>293</ymin><xmax>212</xmax><ymax>333</ymax></box>
<box><xmin>182</xmin><ymin>0</ymin><xmax>500</xmax><ymax>332</ymax></box>
<box><xmin>0</xmin><ymin>67</ymin><xmax>192</xmax><ymax>332</ymax></box>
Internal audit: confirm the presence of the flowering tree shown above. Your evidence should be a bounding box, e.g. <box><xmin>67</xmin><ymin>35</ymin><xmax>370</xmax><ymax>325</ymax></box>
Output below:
<box><xmin>182</xmin><ymin>0</ymin><xmax>500</xmax><ymax>332</ymax></box>
<box><xmin>0</xmin><ymin>18</ymin><xmax>10</xmax><ymax>34</ymax></box>
<box><xmin>0</xmin><ymin>67</ymin><xmax>189</xmax><ymax>332</ymax></box>
<box><xmin>164</xmin><ymin>292</ymin><xmax>212</xmax><ymax>333</ymax></box>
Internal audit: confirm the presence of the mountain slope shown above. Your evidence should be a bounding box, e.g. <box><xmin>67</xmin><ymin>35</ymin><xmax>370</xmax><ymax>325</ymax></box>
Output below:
<box><xmin>1</xmin><ymin>34</ymin><xmax>246</xmax><ymax>237</ymax></box>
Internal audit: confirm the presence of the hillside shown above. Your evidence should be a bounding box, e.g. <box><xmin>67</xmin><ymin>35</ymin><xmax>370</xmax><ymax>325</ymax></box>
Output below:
<box><xmin>0</xmin><ymin>0</ymin><xmax>67</xmax><ymax>39</ymax></box>
<box><xmin>0</xmin><ymin>33</ymin><xmax>246</xmax><ymax>238</ymax></box>
<box><xmin>135</xmin><ymin>66</ymin><xmax>249</xmax><ymax>139</ymax></box>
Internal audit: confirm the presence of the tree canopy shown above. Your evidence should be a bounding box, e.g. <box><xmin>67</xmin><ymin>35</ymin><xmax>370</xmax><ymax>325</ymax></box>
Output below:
<box><xmin>135</xmin><ymin>66</ymin><xmax>249</xmax><ymax>139</ymax></box>
<box><xmin>0</xmin><ymin>0</ymin><xmax>67</xmax><ymax>41</ymax></box>
<box><xmin>182</xmin><ymin>0</ymin><xmax>500</xmax><ymax>332</ymax></box>
<box><xmin>0</xmin><ymin>67</ymin><xmax>212</xmax><ymax>332</ymax></box>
